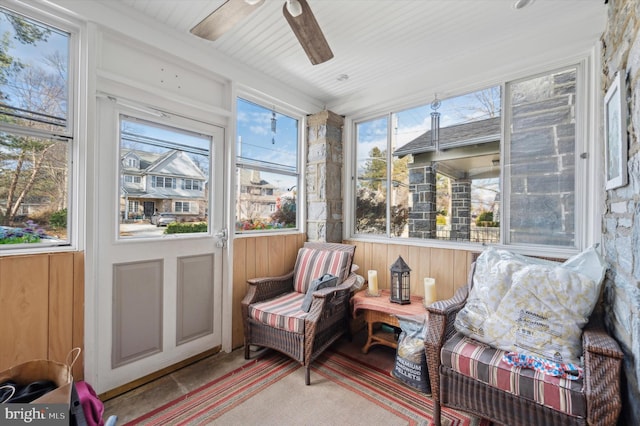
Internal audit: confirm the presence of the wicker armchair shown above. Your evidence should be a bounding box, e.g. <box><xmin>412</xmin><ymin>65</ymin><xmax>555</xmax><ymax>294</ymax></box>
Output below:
<box><xmin>241</xmin><ymin>242</ymin><xmax>356</xmax><ymax>385</ymax></box>
<box><xmin>425</xmin><ymin>263</ymin><xmax>624</xmax><ymax>426</ymax></box>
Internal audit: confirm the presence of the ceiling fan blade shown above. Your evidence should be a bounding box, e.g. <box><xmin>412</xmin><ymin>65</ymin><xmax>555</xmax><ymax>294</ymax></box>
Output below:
<box><xmin>191</xmin><ymin>0</ymin><xmax>265</xmax><ymax>41</ymax></box>
<box><xmin>283</xmin><ymin>0</ymin><xmax>334</xmax><ymax>65</ymax></box>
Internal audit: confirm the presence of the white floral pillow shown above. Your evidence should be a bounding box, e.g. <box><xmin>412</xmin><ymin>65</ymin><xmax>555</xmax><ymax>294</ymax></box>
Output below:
<box><xmin>482</xmin><ymin>246</ymin><xmax>606</xmax><ymax>365</ymax></box>
<box><xmin>454</xmin><ymin>247</ymin><xmax>556</xmax><ymax>344</ymax></box>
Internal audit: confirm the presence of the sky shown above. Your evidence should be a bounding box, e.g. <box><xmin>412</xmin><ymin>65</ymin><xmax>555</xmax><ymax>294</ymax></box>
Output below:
<box><xmin>0</xmin><ymin>8</ymin><xmax>69</xmax><ymax>114</ymax></box>
<box><xmin>357</xmin><ymin>87</ymin><xmax>502</xmax><ymax>166</ymax></box>
<box><xmin>236</xmin><ymin>98</ymin><xmax>298</xmax><ymax>174</ymax></box>
<box><xmin>235</xmin><ymin>98</ymin><xmax>299</xmax><ymax>191</ymax></box>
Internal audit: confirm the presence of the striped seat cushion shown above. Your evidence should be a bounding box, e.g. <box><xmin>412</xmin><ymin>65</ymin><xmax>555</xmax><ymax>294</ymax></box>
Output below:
<box><xmin>248</xmin><ymin>292</ymin><xmax>307</xmax><ymax>334</ymax></box>
<box><xmin>441</xmin><ymin>332</ymin><xmax>585</xmax><ymax>417</ymax></box>
<box><xmin>293</xmin><ymin>248</ymin><xmax>351</xmax><ymax>293</ymax></box>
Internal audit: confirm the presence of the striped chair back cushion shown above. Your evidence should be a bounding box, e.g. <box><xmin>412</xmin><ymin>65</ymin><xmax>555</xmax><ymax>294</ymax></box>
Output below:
<box><xmin>303</xmin><ymin>242</ymin><xmax>356</xmax><ymax>281</ymax></box>
<box><xmin>293</xmin><ymin>248</ymin><xmax>351</xmax><ymax>294</ymax></box>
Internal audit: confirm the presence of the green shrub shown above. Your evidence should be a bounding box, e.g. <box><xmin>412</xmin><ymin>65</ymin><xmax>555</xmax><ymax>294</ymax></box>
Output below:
<box><xmin>475</xmin><ymin>211</ymin><xmax>499</xmax><ymax>227</ymax></box>
<box><xmin>50</xmin><ymin>208</ymin><xmax>67</xmax><ymax>229</ymax></box>
<box><xmin>165</xmin><ymin>222</ymin><xmax>207</xmax><ymax>234</ymax></box>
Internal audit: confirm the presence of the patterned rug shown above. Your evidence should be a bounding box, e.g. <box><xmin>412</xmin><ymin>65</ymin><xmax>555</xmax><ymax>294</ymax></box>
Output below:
<box><xmin>125</xmin><ymin>349</ymin><xmax>488</xmax><ymax>425</ymax></box>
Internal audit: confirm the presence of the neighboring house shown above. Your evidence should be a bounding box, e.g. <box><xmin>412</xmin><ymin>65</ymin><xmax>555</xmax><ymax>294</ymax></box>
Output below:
<box><xmin>236</xmin><ymin>169</ymin><xmax>279</xmax><ymax>225</ymax></box>
<box><xmin>394</xmin><ymin>117</ymin><xmax>501</xmax><ymax>242</ymax></box>
<box><xmin>120</xmin><ymin>149</ymin><xmax>207</xmax><ymax>222</ymax></box>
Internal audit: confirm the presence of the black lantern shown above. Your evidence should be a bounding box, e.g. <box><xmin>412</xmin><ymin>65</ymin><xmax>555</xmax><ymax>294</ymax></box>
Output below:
<box><xmin>390</xmin><ymin>256</ymin><xmax>411</xmax><ymax>304</ymax></box>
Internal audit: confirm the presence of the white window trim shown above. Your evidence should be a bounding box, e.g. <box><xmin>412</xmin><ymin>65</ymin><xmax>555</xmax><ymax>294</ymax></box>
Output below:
<box><xmin>345</xmin><ymin>55</ymin><xmax>601</xmax><ymax>259</ymax></box>
<box><xmin>0</xmin><ymin>0</ymin><xmax>86</xmax><ymax>256</ymax></box>
<box><xmin>233</xmin><ymin>92</ymin><xmax>306</xmax><ymax>236</ymax></box>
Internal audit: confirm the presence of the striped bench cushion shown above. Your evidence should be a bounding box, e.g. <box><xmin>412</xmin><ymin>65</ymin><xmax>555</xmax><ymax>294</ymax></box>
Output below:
<box><xmin>248</xmin><ymin>292</ymin><xmax>307</xmax><ymax>334</ymax></box>
<box><xmin>441</xmin><ymin>332</ymin><xmax>585</xmax><ymax>417</ymax></box>
<box><xmin>293</xmin><ymin>248</ymin><xmax>351</xmax><ymax>293</ymax></box>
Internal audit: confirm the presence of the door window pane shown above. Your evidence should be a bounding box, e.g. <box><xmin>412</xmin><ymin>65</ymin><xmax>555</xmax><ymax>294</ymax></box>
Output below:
<box><xmin>119</xmin><ymin>116</ymin><xmax>210</xmax><ymax>238</ymax></box>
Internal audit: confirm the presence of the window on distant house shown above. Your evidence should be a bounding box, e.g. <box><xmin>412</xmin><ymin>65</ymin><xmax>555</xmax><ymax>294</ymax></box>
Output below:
<box><xmin>235</xmin><ymin>97</ymin><xmax>300</xmax><ymax>233</ymax></box>
<box><xmin>119</xmin><ymin>115</ymin><xmax>210</xmax><ymax>238</ymax></box>
<box><xmin>152</xmin><ymin>176</ymin><xmax>175</xmax><ymax>188</ymax></box>
<box><xmin>175</xmin><ymin>201</ymin><xmax>191</xmax><ymax>213</ymax></box>
<box><xmin>0</xmin><ymin>7</ymin><xmax>73</xmax><ymax>249</ymax></box>
<box><xmin>128</xmin><ymin>200</ymin><xmax>139</xmax><ymax>214</ymax></box>
<box><xmin>182</xmin><ymin>179</ymin><xmax>201</xmax><ymax>191</ymax></box>
<box><xmin>354</xmin><ymin>65</ymin><xmax>582</xmax><ymax>251</ymax></box>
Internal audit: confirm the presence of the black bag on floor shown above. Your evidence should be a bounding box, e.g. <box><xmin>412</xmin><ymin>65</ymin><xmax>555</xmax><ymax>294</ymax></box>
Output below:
<box><xmin>392</xmin><ymin>314</ymin><xmax>431</xmax><ymax>394</ymax></box>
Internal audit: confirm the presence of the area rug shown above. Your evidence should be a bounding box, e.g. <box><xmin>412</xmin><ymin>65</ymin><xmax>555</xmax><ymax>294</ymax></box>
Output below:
<box><xmin>125</xmin><ymin>349</ymin><xmax>488</xmax><ymax>425</ymax></box>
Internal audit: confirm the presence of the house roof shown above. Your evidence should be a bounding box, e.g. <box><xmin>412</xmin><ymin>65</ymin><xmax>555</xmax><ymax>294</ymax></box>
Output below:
<box><xmin>394</xmin><ymin>117</ymin><xmax>501</xmax><ymax>157</ymax></box>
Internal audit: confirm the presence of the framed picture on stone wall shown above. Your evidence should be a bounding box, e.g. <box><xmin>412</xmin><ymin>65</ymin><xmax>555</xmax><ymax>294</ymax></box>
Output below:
<box><xmin>604</xmin><ymin>71</ymin><xmax>627</xmax><ymax>190</ymax></box>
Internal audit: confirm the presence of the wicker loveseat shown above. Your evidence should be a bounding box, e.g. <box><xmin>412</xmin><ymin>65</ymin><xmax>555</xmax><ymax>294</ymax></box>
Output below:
<box><xmin>425</xmin><ymin>251</ymin><xmax>624</xmax><ymax>426</ymax></box>
<box><xmin>241</xmin><ymin>242</ymin><xmax>356</xmax><ymax>385</ymax></box>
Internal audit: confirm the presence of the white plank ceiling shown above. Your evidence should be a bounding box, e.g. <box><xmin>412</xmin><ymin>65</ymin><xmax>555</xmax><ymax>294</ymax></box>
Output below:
<box><xmin>107</xmin><ymin>0</ymin><xmax>607</xmax><ymax>113</ymax></box>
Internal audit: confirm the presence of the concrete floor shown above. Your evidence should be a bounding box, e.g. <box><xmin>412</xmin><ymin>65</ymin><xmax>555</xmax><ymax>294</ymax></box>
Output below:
<box><xmin>102</xmin><ymin>330</ymin><xmax>397</xmax><ymax>424</ymax></box>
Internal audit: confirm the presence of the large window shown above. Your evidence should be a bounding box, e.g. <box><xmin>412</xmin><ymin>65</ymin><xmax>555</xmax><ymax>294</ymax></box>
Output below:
<box><xmin>0</xmin><ymin>7</ymin><xmax>72</xmax><ymax>248</ymax></box>
<box><xmin>355</xmin><ymin>66</ymin><xmax>581</xmax><ymax>251</ymax></box>
<box><xmin>356</xmin><ymin>87</ymin><xmax>501</xmax><ymax>242</ymax></box>
<box><xmin>235</xmin><ymin>97</ymin><xmax>299</xmax><ymax>233</ymax></box>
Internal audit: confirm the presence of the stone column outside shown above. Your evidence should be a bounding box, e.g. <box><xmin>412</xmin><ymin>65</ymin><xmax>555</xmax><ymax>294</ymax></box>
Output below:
<box><xmin>408</xmin><ymin>163</ymin><xmax>437</xmax><ymax>239</ymax></box>
<box><xmin>450</xmin><ymin>179</ymin><xmax>471</xmax><ymax>241</ymax></box>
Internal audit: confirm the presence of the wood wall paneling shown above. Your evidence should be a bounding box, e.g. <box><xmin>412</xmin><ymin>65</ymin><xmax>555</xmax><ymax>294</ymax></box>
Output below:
<box><xmin>0</xmin><ymin>255</ymin><xmax>49</xmax><ymax>368</ymax></box>
<box><xmin>232</xmin><ymin>238</ymin><xmax>247</xmax><ymax>348</ymax></box>
<box><xmin>49</xmin><ymin>253</ymin><xmax>74</xmax><ymax>365</ymax></box>
<box><xmin>72</xmin><ymin>252</ymin><xmax>85</xmax><ymax>379</ymax></box>
<box><xmin>0</xmin><ymin>252</ymin><xmax>84</xmax><ymax>380</ymax></box>
<box><xmin>231</xmin><ymin>233</ymin><xmax>306</xmax><ymax>348</ymax></box>
<box><xmin>344</xmin><ymin>240</ymin><xmax>475</xmax><ymax>301</ymax></box>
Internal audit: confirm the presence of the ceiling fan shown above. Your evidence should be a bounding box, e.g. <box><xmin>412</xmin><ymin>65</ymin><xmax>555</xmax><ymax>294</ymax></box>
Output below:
<box><xmin>190</xmin><ymin>0</ymin><xmax>334</xmax><ymax>65</ymax></box>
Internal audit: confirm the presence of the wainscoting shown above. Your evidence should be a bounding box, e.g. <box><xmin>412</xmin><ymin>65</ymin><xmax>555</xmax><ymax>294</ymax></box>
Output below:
<box><xmin>345</xmin><ymin>240</ymin><xmax>477</xmax><ymax>301</ymax></box>
<box><xmin>231</xmin><ymin>234</ymin><xmax>476</xmax><ymax>349</ymax></box>
<box><xmin>231</xmin><ymin>233</ymin><xmax>306</xmax><ymax>348</ymax></box>
<box><xmin>0</xmin><ymin>252</ymin><xmax>84</xmax><ymax>379</ymax></box>
<box><xmin>0</xmin><ymin>240</ymin><xmax>476</xmax><ymax>370</ymax></box>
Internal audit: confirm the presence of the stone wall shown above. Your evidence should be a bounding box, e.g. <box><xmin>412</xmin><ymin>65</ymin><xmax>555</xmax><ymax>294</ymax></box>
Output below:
<box><xmin>508</xmin><ymin>68</ymin><xmax>577</xmax><ymax>246</ymax></box>
<box><xmin>306</xmin><ymin>110</ymin><xmax>344</xmax><ymax>242</ymax></box>
<box><xmin>601</xmin><ymin>0</ymin><xmax>640</xmax><ymax>424</ymax></box>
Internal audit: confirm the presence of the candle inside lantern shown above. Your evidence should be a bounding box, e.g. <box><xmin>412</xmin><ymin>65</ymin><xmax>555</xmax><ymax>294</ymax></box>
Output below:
<box><xmin>423</xmin><ymin>277</ymin><xmax>436</xmax><ymax>306</ymax></box>
<box><xmin>368</xmin><ymin>270</ymin><xmax>378</xmax><ymax>294</ymax></box>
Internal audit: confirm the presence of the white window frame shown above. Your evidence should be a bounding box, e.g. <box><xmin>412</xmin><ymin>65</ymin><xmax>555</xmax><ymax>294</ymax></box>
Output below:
<box><xmin>234</xmin><ymin>93</ymin><xmax>304</xmax><ymax>235</ymax></box>
<box><xmin>0</xmin><ymin>1</ymin><xmax>84</xmax><ymax>255</ymax></box>
<box><xmin>346</xmin><ymin>57</ymin><xmax>599</xmax><ymax>258</ymax></box>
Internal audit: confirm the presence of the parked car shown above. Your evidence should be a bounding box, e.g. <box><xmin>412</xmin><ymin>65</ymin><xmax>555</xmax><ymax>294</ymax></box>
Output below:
<box><xmin>151</xmin><ymin>212</ymin><xmax>177</xmax><ymax>227</ymax></box>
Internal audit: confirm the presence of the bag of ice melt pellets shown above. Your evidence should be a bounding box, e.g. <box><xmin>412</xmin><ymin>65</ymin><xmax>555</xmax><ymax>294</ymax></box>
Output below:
<box><xmin>392</xmin><ymin>314</ymin><xmax>431</xmax><ymax>394</ymax></box>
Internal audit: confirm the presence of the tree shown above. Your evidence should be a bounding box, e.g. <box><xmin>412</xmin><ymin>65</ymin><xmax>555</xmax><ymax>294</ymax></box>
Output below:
<box><xmin>357</xmin><ymin>147</ymin><xmax>410</xmax><ymax>236</ymax></box>
<box><xmin>271</xmin><ymin>194</ymin><xmax>296</xmax><ymax>227</ymax></box>
<box><xmin>360</xmin><ymin>146</ymin><xmax>386</xmax><ymax>191</ymax></box>
<box><xmin>455</xmin><ymin>86</ymin><xmax>501</xmax><ymax>122</ymax></box>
